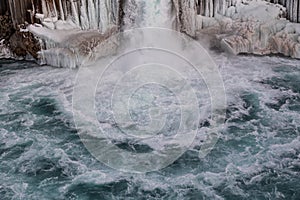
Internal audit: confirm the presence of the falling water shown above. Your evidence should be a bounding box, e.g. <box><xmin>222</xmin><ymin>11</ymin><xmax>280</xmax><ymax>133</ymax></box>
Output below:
<box><xmin>135</xmin><ymin>0</ymin><xmax>173</xmax><ymax>28</ymax></box>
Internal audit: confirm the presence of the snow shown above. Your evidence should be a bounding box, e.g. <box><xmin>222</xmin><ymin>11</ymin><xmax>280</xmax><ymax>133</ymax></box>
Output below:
<box><xmin>28</xmin><ymin>25</ymin><xmax>79</xmax><ymax>43</ymax></box>
<box><xmin>20</xmin><ymin>28</ymin><xmax>29</xmax><ymax>32</ymax></box>
<box><xmin>35</xmin><ymin>13</ymin><xmax>45</xmax><ymax>19</ymax></box>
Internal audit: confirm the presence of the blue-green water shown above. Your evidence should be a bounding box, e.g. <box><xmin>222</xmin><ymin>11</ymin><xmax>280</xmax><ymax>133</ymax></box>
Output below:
<box><xmin>0</xmin><ymin>55</ymin><xmax>300</xmax><ymax>199</ymax></box>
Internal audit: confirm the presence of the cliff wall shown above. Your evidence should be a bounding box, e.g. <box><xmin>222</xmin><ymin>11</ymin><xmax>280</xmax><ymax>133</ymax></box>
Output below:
<box><xmin>0</xmin><ymin>0</ymin><xmax>300</xmax><ymax>63</ymax></box>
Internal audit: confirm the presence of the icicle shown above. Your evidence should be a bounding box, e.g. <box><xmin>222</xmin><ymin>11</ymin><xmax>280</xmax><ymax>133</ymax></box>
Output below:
<box><xmin>97</xmin><ymin>0</ymin><xmax>101</xmax><ymax>30</ymax></box>
<box><xmin>209</xmin><ymin>0</ymin><xmax>213</xmax><ymax>17</ymax></box>
<box><xmin>30</xmin><ymin>0</ymin><xmax>36</xmax><ymax>24</ymax></box>
<box><xmin>292</xmin><ymin>0</ymin><xmax>298</xmax><ymax>22</ymax></box>
<box><xmin>58</xmin><ymin>0</ymin><xmax>65</xmax><ymax>21</ymax></box>
<box><xmin>52</xmin><ymin>0</ymin><xmax>58</xmax><ymax>21</ymax></box>
<box><xmin>31</xmin><ymin>0</ymin><xmax>35</xmax><ymax>13</ymax></box>
<box><xmin>94</xmin><ymin>0</ymin><xmax>99</xmax><ymax>28</ymax></box>
<box><xmin>199</xmin><ymin>0</ymin><xmax>204</xmax><ymax>15</ymax></box>
<box><xmin>205</xmin><ymin>0</ymin><xmax>209</xmax><ymax>17</ymax></box>
<box><xmin>289</xmin><ymin>0</ymin><xmax>293</xmax><ymax>21</ymax></box>
<box><xmin>99</xmin><ymin>0</ymin><xmax>109</xmax><ymax>33</ymax></box>
<box><xmin>41</xmin><ymin>0</ymin><xmax>48</xmax><ymax>17</ymax></box>
<box><xmin>222</xmin><ymin>0</ymin><xmax>226</xmax><ymax>15</ymax></box>
<box><xmin>46</xmin><ymin>2</ymin><xmax>51</xmax><ymax>18</ymax></box>
<box><xmin>71</xmin><ymin>0</ymin><xmax>80</xmax><ymax>27</ymax></box>
<box><xmin>298</xmin><ymin>1</ymin><xmax>300</xmax><ymax>23</ymax></box>
<box><xmin>62</xmin><ymin>0</ymin><xmax>68</xmax><ymax>19</ymax></box>
<box><xmin>107</xmin><ymin>0</ymin><xmax>113</xmax><ymax>27</ymax></box>
<box><xmin>80</xmin><ymin>0</ymin><xmax>90</xmax><ymax>29</ymax></box>
<box><xmin>88</xmin><ymin>0</ymin><xmax>97</xmax><ymax>29</ymax></box>
<box><xmin>111</xmin><ymin>0</ymin><xmax>117</xmax><ymax>24</ymax></box>
<box><xmin>214</xmin><ymin>0</ymin><xmax>219</xmax><ymax>16</ymax></box>
<box><xmin>286</xmin><ymin>0</ymin><xmax>290</xmax><ymax>19</ymax></box>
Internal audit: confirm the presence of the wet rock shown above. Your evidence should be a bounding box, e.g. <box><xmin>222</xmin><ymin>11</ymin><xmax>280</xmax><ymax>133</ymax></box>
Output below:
<box><xmin>0</xmin><ymin>13</ymin><xmax>14</xmax><ymax>44</ymax></box>
<box><xmin>9</xmin><ymin>28</ymin><xmax>41</xmax><ymax>59</ymax></box>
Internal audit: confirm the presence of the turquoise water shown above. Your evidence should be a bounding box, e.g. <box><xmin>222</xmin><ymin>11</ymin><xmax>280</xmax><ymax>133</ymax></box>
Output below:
<box><xmin>0</xmin><ymin>55</ymin><xmax>300</xmax><ymax>199</ymax></box>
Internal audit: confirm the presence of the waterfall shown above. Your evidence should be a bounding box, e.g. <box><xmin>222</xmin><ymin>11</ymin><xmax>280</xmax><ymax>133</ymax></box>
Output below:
<box><xmin>2</xmin><ymin>0</ymin><xmax>300</xmax><ymax>65</ymax></box>
<box><xmin>135</xmin><ymin>0</ymin><xmax>173</xmax><ymax>28</ymax></box>
<box><xmin>121</xmin><ymin>0</ymin><xmax>174</xmax><ymax>29</ymax></box>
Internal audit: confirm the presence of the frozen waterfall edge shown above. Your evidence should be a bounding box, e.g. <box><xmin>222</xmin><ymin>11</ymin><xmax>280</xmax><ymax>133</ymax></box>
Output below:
<box><xmin>1</xmin><ymin>0</ymin><xmax>300</xmax><ymax>66</ymax></box>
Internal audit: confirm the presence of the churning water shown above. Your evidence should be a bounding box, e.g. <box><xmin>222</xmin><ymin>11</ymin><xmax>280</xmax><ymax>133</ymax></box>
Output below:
<box><xmin>1</xmin><ymin>53</ymin><xmax>300</xmax><ymax>199</ymax></box>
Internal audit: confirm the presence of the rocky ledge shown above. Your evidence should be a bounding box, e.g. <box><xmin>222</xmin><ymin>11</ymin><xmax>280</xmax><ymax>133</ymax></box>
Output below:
<box><xmin>0</xmin><ymin>13</ymin><xmax>41</xmax><ymax>59</ymax></box>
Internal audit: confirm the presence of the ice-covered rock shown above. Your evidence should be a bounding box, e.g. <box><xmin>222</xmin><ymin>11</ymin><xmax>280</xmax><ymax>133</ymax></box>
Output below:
<box><xmin>218</xmin><ymin>21</ymin><xmax>300</xmax><ymax>58</ymax></box>
<box><xmin>28</xmin><ymin>24</ymin><xmax>118</xmax><ymax>68</ymax></box>
<box><xmin>231</xmin><ymin>0</ymin><xmax>284</xmax><ymax>22</ymax></box>
<box><xmin>173</xmin><ymin>0</ymin><xmax>198</xmax><ymax>37</ymax></box>
<box><xmin>196</xmin><ymin>0</ymin><xmax>300</xmax><ymax>59</ymax></box>
<box><xmin>28</xmin><ymin>0</ymin><xmax>179</xmax><ymax>67</ymax></box>
<box><xmin>2</xmin><ymin>0</ymin><xmax>300</xmax><ymax>63</ymax></box>
<box><xmin>24</xmin><ymin>0</ymin><xmax>122</xmax><ymax>67</ymax></box>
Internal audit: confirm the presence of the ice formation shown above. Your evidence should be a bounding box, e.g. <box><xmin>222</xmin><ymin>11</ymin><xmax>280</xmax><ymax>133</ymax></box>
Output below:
<box><xmin>28</xmin><ymin>24</ymin><xmax>119</xmax><ymax>68</ymax></box>
<box><xmin>25</xmin><ymin>0</ymin><xmax>121</xmax><ymax>68</ymax></box>
<box><xmin>35</xmin><ymin>0</ymin><xmax>300</xmax><ymax>67</ymax></box>
<box><xmin>193</xmin><ymin>0</ymin><xmax>300</xmax><ymax>23</ymax></box>
<box><xmin>27</xmin><ymin>0</ymin><xmax>177</xmax><ymax>67</ymax></box>
<box><xmin>172</xmin><ymin>0</ymin><xmax>198</xmax><ymax>37</ymax></box>
<box><xmin>166</xmin><ymin>0</ymin><xmax>300</xmax><ymax>58</ymax></box>
<box><xmin>1</xmin><ymin>0</ymin><xmax>300</xmax><ymax>66</ymax></box>
<box><xmin>37</xmin><ymin>0</ymin><xmax>119</xmax><ymax>32</ymax></box>
<box><xmin>194</xmin><ymin>0</ymin><xmax>300</xmax><ymax>58</ymax></box>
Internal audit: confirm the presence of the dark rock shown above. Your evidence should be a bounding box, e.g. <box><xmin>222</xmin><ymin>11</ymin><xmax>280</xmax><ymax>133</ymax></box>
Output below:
<box><xmin>0</xmin><ymin>11</ymin><xmax>40</xmax><ymax>59</ymax></box>
<box><xmin>8</xmin><ymin>29</ymin><xmax>41</xmax><ymax>59</ymax></box>
<box><xmin>0</xmin><ymin>13</ymin><xmax>14</xmax><ymax>44</ymax></box>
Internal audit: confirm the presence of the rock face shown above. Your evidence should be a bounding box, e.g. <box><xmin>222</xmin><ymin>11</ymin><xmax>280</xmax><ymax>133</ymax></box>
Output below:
<box><xmin>0</xmin><ymin>0</ymin><xmax>300</xmax><ymax>64</ymax></box>
<box><xmin>0</xmin><ymin>12</ymin><xmax>13</xmax><ymax>58</ymax></box>
<box><xmin>9</xmin><ymin>27</ymin><xmax>41</xmax><ymax>59</ymax></box>
<box><xmin>7</xmin><ymin>0</ymin><xmax>33</xmax><ymax>28</ymax></box>
<box><xmin>0</xmin><ymin>1</ymin><xmax>9</xmax><ymax>15</ymax></box>
<box><xmin>0</xmin><ymin>13</ymin><xmax>13</xmax><ymax>42</ymax></box>
<box><xmin>1</xmin><ymin>0</ymin><xmax>122</xmax><ymax>65</ymax></box>
<box><xmin>0</xmin><ymin>10</ymin><xmax>40</xmax><ymax>59</ymax></box>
